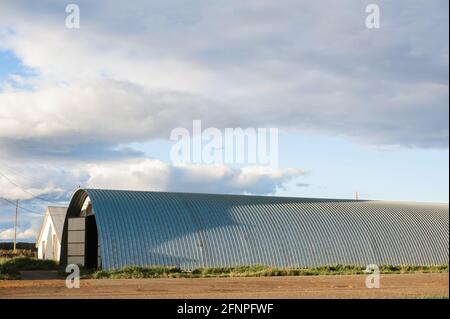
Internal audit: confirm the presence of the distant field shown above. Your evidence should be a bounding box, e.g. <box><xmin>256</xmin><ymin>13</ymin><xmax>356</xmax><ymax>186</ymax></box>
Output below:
<box><xmin>0</xmin><ymin>245</ymin><xmax>36</xmax><ymax>259</ymax></box>
<box><xmin>0</xmin><ymin>243</ymin><xmax>36</xmax><ymax>251</ymax></box>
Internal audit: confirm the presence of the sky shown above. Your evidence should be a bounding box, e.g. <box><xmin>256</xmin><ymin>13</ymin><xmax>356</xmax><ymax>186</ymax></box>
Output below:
<box><xmin>0</xmin><ymin>0</ymin><xmax>448</xmax><ymax>242</ymax></box>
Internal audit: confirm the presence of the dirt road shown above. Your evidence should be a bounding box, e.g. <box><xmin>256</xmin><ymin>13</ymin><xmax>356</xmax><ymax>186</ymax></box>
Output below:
<box><xmin>0</xmin><ymin>273</ymin><xmax>448</xmax><ymax>299</ymax></box>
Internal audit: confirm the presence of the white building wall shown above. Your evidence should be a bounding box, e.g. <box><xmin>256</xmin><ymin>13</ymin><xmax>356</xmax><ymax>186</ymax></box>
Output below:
<box><xmin>37</xmin><ymin>215</ymin><xmax>62</xmax><ymax>261</ymax></box>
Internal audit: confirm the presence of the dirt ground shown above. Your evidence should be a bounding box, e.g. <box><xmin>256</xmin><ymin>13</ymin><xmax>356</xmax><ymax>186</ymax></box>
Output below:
<box><xmin>0</xmin><ymin>273</ymin><xmax>448</xmax><ymax>299</ymax></box>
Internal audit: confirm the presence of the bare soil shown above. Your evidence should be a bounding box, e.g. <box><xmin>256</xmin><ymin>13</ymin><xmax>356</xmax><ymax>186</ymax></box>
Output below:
<box><xmin>0</xmin><ymin>273</ymin><xmax>448</xmax><ymax>299</ymax></box>
<box><xmin>19</xmin><ymin>270</ymin><xmax>63</xmax><ymax>280</ymax></box>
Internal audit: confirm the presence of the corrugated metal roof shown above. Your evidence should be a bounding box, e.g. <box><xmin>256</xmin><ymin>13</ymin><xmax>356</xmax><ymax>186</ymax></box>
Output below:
<box><xmin>36</xmin><ymin>206</ymin><xmax>67</xmax><ymax>246</ymax></box>
<box><xmin>47</xmin><ymin>206</ymin><xmax>67</xmax><ymax>241</ymax></box>
<box><xmin>62</xmin><ymin>189</ymin><xmax>449</xmax><ymax>270</ymax></box>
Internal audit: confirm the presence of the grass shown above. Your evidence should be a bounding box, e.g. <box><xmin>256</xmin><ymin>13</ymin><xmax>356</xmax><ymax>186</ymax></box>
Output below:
<box><xmin>0</xmin><ymin>256</ymin><xmax>59</xmax><ymax>279</ymax></box>
<box><xmin>87</xmin><ymin>264</ymin><xmax>449</xmax><ymax>279</ymax></box>
<box><xmin>0</xmin><ymin>257</ymin><xmax>448</xmax><ymax>280</ymax></box>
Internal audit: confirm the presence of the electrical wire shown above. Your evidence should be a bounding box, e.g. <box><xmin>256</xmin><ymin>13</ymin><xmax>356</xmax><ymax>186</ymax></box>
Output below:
<box><xmin>0</xmin><ymin>197</ymin><xmax>44</xmax><ymax>216</ymax></box>
<box><xmin>0</xmin><ymin>162</ymin><xmax>47</xmax><ymax>186</ymax></box>
<box><xmin>0</xmin><ymin>170</ymin><xmax>64</xmax><ymax>205</ymax></box>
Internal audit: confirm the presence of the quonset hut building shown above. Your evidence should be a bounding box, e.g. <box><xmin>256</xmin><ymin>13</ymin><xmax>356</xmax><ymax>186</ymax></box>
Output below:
<box><xmin>60</xmin><ymin>188</ymin><xmax>449</xmax><ymax>270</ymax></box>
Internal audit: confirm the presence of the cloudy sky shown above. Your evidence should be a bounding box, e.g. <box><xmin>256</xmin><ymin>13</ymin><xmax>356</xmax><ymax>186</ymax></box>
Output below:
<box><xmin>0</xmin><ymin>0</ymin><xmax>448</xmax><ymax>242</ymax></box>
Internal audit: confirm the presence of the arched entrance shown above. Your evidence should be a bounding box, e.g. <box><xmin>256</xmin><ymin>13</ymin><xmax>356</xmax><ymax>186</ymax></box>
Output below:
<box><xmin>61</xmin><ymin>190</ymin><xmax>100</xmax><ymax>269</ymax></box>
<box><xmin>85</xmin><ymin>214</ymin><xmax>98</xmax><ymax>268</ymax></box>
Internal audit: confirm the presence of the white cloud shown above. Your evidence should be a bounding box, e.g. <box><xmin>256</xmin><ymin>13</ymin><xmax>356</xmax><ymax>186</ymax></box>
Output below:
<box><xmin>0</xmin><ymin>158</ymin><xmax>305</xmax><ymax>203</ymax></box>
<box><xmin>0</xmin><ymin>80</ymin><xmax>210</xmax><ymax>142</ymax></box>
<box><xmin>0</xmin><ymin>162</ymin><xmax>85</xmax><ymax>201</ymax></box>
<box><xmin>85</xmin><ymin>158</ymin><xmax>304</xmax><ymax>195</ymax></box>
<box><xmin>0</xmin><ymin>218</ymin><xmax>41</xmax><ymax>241</ymax></box>
<box><xmin>0</xmin><ymin>0</ymin><xmax>447</xmax><ymax>153</ymax></box>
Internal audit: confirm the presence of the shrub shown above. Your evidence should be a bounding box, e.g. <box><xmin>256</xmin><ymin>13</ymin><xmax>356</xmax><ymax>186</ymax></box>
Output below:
<box><xmin>4</xmin><ymin>261</ymin><xmax>444</xmax><ymax>280</ymax></box>
<box><xmin>0</xmin><ymin>249</ymin><xmax>36</xmax><ymax>258</ymax></box>
<box><xmin>0</xmin><ymin>256</ymin><xmax>59</xmax><ymax>278</ymax></box>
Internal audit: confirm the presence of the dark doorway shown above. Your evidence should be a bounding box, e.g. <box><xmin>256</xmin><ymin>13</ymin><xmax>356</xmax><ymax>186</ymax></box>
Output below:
<box><xmin>85</xmin><ymin>215</ymin><xmax>98</xmax><ymax>268</ymax></box>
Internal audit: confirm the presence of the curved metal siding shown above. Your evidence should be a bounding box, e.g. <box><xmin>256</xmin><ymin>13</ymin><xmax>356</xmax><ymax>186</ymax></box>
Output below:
<box><xmin>67</xmin><ymin>189</ymin><xmax>448</xmax><ymax>270</ymax></box>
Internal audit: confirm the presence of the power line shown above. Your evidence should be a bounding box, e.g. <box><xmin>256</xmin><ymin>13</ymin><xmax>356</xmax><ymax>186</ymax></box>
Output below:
<box><xmin>13</xmin><ymin>199</ymin><xmax>18</xmax><ymax>252</ymax></box>
<box><xmin>0</xmin><ymin>162</ymin><xmax>47</xmax><ymax>186</ymax></box>
<box><xmin>0</xmin><ymin>170</ymin><xmax>63</xmax><ymax>205</ymax></box>
<box><xmin>0</xmin><ymin>197</ymin><xmax>44</xmax><ymax>216</ymax></box>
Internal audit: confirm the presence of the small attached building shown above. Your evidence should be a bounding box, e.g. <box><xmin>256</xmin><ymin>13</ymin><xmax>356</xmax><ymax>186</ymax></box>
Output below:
<box><xmin>36</xmin><ymin>206</ymin><xmax>67</xmax><ymax>261</ymax></box>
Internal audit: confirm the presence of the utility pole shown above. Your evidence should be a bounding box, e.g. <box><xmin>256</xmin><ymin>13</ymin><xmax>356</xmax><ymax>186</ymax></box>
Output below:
<box><xmin>355</xmin><ymin>191</ymin><xmax>359</xmax><ymax>201</ymax></box>
<box><xmin>13</xmin><ymin>199</ymin><xmax>18</xmax><ymax>252</ymax></box>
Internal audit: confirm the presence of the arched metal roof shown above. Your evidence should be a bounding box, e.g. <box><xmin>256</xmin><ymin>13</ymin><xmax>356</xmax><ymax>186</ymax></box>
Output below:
<box><xmin>61</xmin><ymin>189</ymin><xmax>449</xmax><ymax>270</ymax></box>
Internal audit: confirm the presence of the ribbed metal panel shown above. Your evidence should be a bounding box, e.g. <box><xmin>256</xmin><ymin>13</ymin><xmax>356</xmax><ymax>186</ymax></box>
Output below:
<box><xmin>62</xmin><ymin>189</ymin><xmax>449</xmax><ymax>270</ymax></box>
